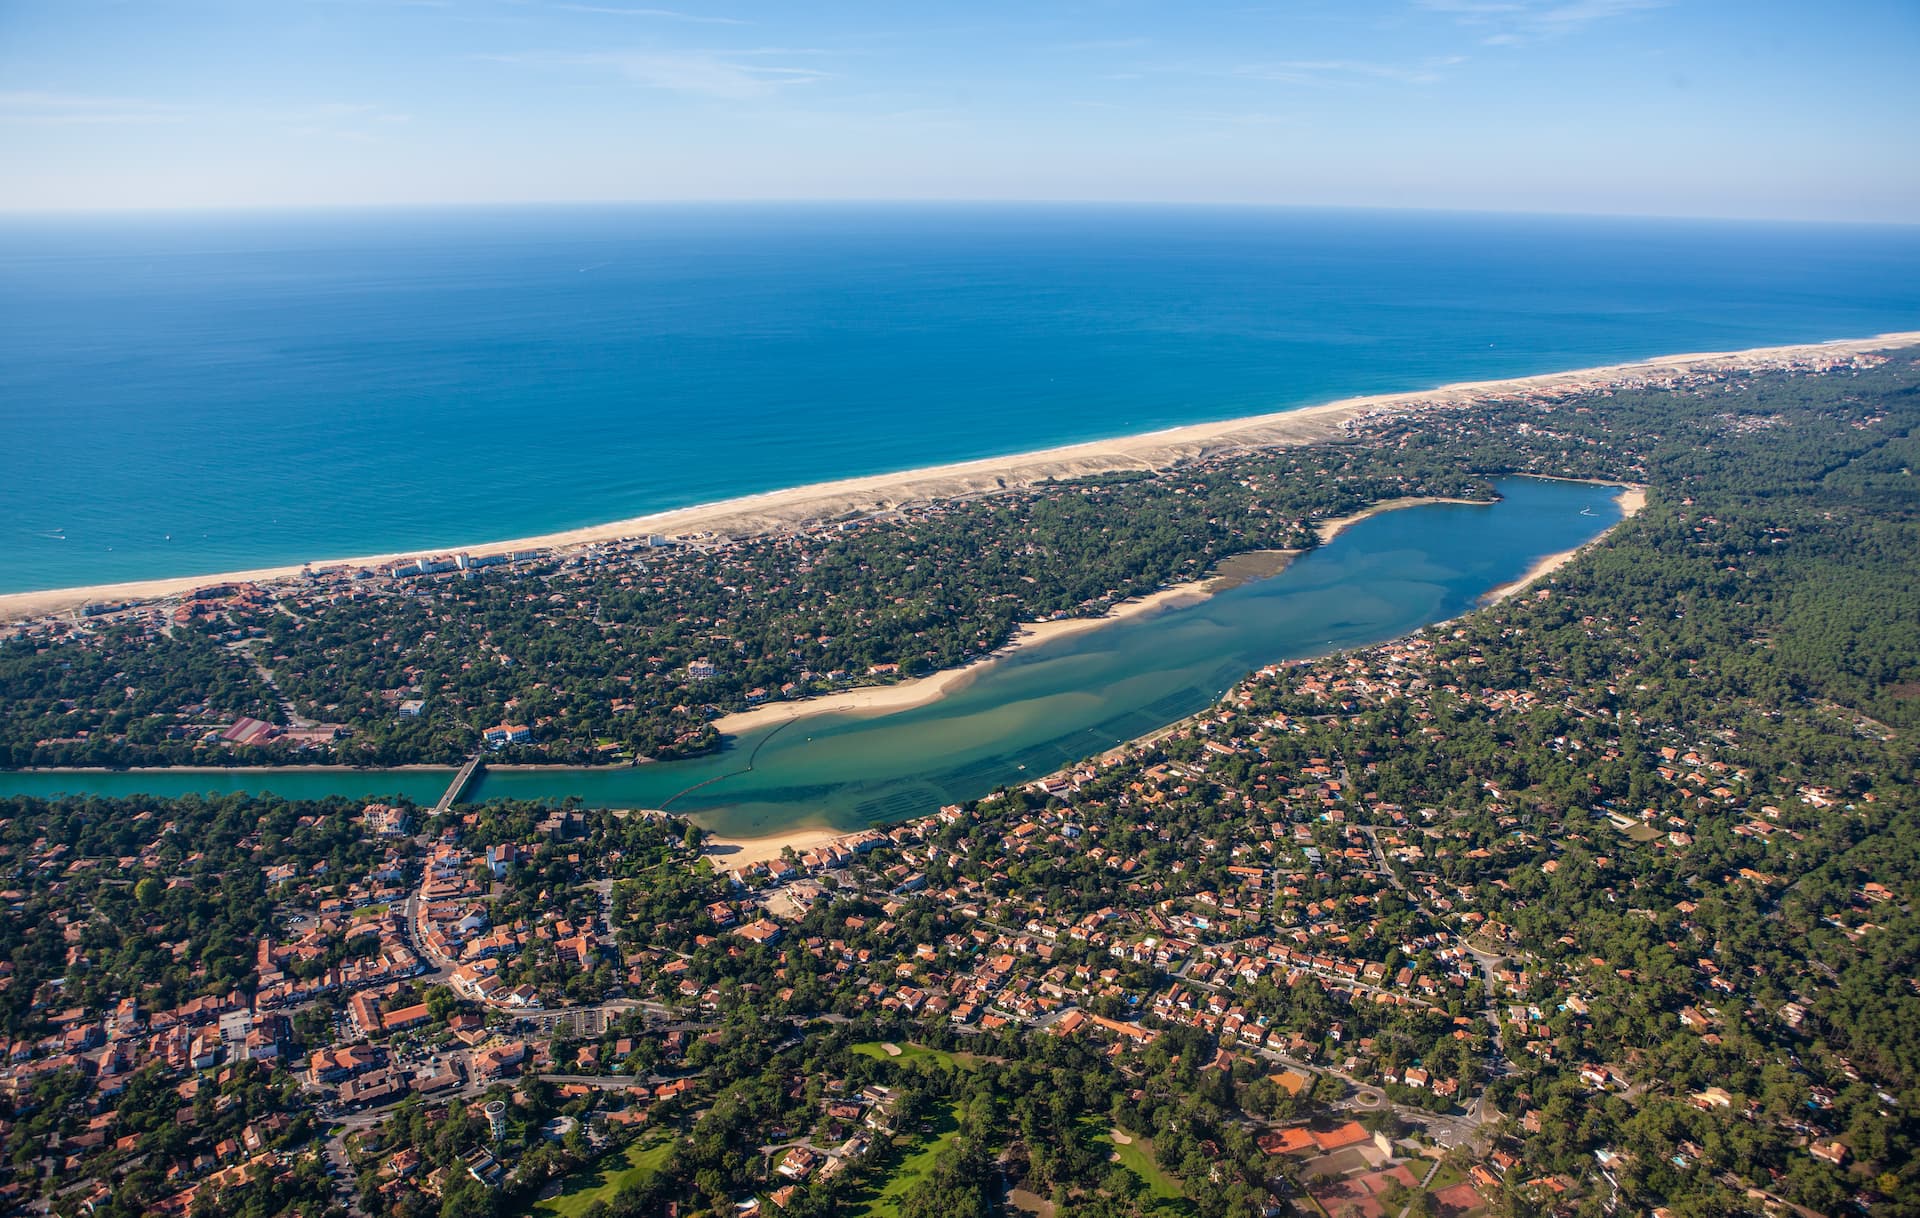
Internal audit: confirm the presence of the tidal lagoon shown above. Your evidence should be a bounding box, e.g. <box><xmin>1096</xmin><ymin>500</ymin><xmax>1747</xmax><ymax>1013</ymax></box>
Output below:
<box><xmin>0</xmin><ymin>477</ymin><xmax>1624</xmax><ymax>834</ymax></box>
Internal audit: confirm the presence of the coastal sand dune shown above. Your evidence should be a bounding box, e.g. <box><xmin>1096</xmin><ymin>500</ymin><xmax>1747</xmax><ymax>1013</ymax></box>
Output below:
<box><xmin>4</xmin><ymin>331</ymin><xmax>1913</xmax><ymax>624</ymax></box>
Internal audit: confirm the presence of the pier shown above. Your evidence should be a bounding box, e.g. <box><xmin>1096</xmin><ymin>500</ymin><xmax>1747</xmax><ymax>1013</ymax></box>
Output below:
<box><xmin>434</xmin><ymin>752</ymin><xmax>485</xmax><ymax>815</ymax></box>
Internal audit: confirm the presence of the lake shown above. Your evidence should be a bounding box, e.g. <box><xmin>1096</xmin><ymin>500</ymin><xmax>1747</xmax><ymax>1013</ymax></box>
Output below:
<box><xmin>0</xmin><ymin>477</ymin><xmax>1623</xmax><ymax>835</ymax></box>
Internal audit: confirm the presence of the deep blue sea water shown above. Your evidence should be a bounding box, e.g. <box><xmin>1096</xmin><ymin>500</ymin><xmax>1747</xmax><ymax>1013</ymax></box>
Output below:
<box><xmin>2</xmin><ymin>204</ymin><xmax>1916</xmax><ymax>594</ymax></box>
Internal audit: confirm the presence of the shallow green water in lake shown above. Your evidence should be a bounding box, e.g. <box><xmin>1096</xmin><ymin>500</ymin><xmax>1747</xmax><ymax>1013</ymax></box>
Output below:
<box><xmin>0</xmin><ymin>477</ymin><xmax>1623</xmax><ymax>834</ymax></box>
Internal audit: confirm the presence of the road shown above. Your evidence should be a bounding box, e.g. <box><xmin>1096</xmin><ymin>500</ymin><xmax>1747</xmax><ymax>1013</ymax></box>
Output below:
<box><xmin>535</xmin><ymin>1070</ymin><xmax>695</xmax><ymax>1089</ymax></box>
<box><xmin>1358</xmin><ymin>823</ymin><xmax>1512</xmax><ymax>1146</ymax></box>
<box><xmin>1250</xmin><ymin>1043</ymin><xmax>1484</xmax><ymax>1151</ymax></box>
<box><xmin>227</xmin><ymin>637</ymin><xmax>316</xmax><ymax>730</ymax></box>
<box><xmin>431</xmin><ymin>752</ymin><xmax>485</xmax><ymax>817</ymax></box>
<box><xmin>400</xmin><ymin>884</ymin><xmax>457</xmax><ymax>981</ymax></box>
<box><xmin>321</xmin><ymin>1125</ymin><xmax>372</xmax><ymax>1218</ymax></box>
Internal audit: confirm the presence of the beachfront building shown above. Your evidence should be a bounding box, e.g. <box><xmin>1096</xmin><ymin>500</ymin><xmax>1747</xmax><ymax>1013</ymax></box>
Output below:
<box><xmin>482</xmin><ymin>723</ymin><xmax>532</xmax><ymax>748</ymax></box>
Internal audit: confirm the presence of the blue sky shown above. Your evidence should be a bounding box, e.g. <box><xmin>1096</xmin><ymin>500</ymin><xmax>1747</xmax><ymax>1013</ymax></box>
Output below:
<box><xmin>2</xmin><ymin>0</ymin><xmax>1916</xmax><ymax>219</ymax></box>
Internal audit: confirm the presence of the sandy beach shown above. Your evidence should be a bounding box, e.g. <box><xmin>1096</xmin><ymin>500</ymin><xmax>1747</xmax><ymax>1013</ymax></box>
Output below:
<box><xmin>1483</xmin><ymin>484</ymin><xmax>1648</xmax><ymax>603</ymax></box>
<box><xmin>710</xmin><ymin>545</ymin><xmax>1307</xmax><ymax>736</ymax></box>
<box><xmin>710</xmin><ymin>578</ymin><xmax>1214</xmax><ymax>735</ymax></box>
<box><xmin>4</xmin><ymin>331</ymin><xmax>1911</xmax><ymax>624</ymax></box>
<box><xmin>702</xmin><ymin>825</ymin><xmax>852</xmax><ymax>871</ymax></box>
<box><xmin>1313</xmin><ymin>496</ymin><xmax>1492</xmax><ymax>545</ymax></box>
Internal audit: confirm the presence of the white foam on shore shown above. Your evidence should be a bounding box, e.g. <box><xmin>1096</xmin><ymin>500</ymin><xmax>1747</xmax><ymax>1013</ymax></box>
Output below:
<box><xmin>4</xmin><ymin>330</ymin><xmax>1914</xmax><ymax>623</ymax></box>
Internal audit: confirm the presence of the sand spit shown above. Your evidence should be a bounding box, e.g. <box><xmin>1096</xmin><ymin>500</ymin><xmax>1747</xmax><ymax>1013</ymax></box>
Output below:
<box><xmin>709</xmin><ymin>578</ymin><xmax>1212</xmax><ymax>735</ymax></box>
<box><xmin>1313</xmin><ymin>496</ymin><xmax>1492</xmax><ymax>545</ymax></box>
<box><xmin>5</xmin><ymin>331</ymin><xmax>1912</xmax><ymax>624</ymax></box>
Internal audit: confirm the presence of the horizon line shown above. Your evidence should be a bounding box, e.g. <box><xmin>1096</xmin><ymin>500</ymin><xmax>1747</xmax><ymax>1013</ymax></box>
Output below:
<box><xmin>1</xmin><ymin>196</ymin><xmax>1916</xmax><ymax>229</ymax></box>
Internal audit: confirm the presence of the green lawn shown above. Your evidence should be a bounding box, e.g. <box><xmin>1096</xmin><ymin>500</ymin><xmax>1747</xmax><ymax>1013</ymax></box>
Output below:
<box><xmin>851</xmin><ymin>1041</ymin><xmax>971</xmax><ymax>1071</ymax></box>
<box><xmin>839</xmin><ymin>1099</ymin><xmax>965</xmax><ymax>1218</ymax></box>
<box><xmin>1103</xmin><ymin>1133</ymin><xmax>1184</xmax><ymax>1200</ymax></box>
<box><xmin>1079</xmin><ymin>1118</ymin><xmax>1189</xmax><ymax>1212</ymax></box>
<box><xmin>520</xmin><ymin>1134</ymin><xmax>674</xmax><ymax>1218</ymax></box>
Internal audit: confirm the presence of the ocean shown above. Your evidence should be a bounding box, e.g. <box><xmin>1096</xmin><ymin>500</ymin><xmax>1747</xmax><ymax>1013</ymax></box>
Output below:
<box><xmin>2</xmin><ymin>204</ymin><xmax>1916</xmax><ymax>595</ymax></box>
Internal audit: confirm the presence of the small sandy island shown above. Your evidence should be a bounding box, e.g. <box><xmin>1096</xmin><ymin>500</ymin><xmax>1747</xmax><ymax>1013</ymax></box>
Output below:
<box><xmin>4</xmin><ymin>331</ymin><xmax>1911</xmax><ymax>624</ymax></box>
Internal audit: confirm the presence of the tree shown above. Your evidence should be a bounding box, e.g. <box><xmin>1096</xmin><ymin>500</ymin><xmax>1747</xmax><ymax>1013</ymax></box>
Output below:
<box><xmin>438</xmin><ymin>1175</ymin><xmax>495</xmax><ymax>1218</ymax></box>
<box><xmin>424</xmin><ymin>985</ymin><xmax>459</xmax><ymax>1024</ymax></box>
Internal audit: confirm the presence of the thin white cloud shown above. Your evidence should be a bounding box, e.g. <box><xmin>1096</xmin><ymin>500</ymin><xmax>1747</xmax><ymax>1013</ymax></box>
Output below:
<box><xmin>1417</xmin><ymin>0</ymin><xmax>1667</xmax><ymax>44</ymax></box>
<box><xmin>490</xmin><ymin>50</ymin><xmax>830</xmax><ymax>100</ymax></box>
<box><xmin>720</xmin><ymin>47</ymin><xmax>843</xmax><ymax>58</ymax></box>
<box><xmin>1414</xmin><ymin>1</ymin><xmax>1527</xmax><ymax>12</ymax></box>
<box><xmin>1530</xmin><ymin>0</ymin><xmax>1666</xmax><ymax>29</ymax></box>
<box><xmin>277</xmin><ymin>102</ymin><xmax>413</xmax><ymax>139</ymax></box>
<box><xmin>548</xmin><ymin>3</ymin><xmax>746</xmax><ymax>23</ymax></box>
<box><xmin>0</xmin><ymin>91</ymin><xmax>190</xmax><ymax>126</ymax></box>
<box><xmin>303</xmin><ymin>0</ymin><xmax>455</xmax><ymax>8</ymax></box>
<box><xmin>1238</xmin><ymin>57</ymin><xmax>1464</xmax><ymax>85</ymax></box>
<box><xmin>1184</xmin><ymin>110</ymin><xmax>1301</xmax><ymax>128</ymax></box>
<box><xmin>290</xmin><ymin>102</ymin><xmax>383</xmax><ymax>118</ymax></box>
<box><xmin>0</xmin><ymin>92</ymin><xmax>412</xmax><ymax>133</ymax></box>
